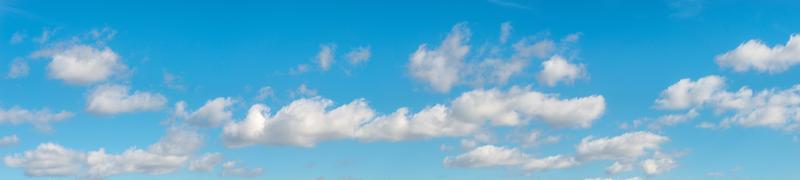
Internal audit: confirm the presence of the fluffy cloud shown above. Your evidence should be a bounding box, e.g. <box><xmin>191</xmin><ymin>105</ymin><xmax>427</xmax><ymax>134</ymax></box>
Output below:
<box><xmin>0</xmin><ymin>135</ymin><xmax>20</xmax><ymax>147</ymax></box>
<box><xmin>86</xmin><ymin>84</ymin><xmax>167</xmax><ymax>115</ymax></box>
<box><xmin>317</xmin><ymin>44</ymin><xmax>336</xmax><ymax>71</ymax></box>
<box><xmin>345</xmin><ymin>46</ymin><xmax>371</xmax><ymax>65</ymax></box>
<box><xmin>408</xmin><ymin>23</ymin><xmax>585</xmax><ymax>92</ymax></box>
<box><xmin>655</xmin><ymin>75</ymin><xmax>725</xmax><ymax>109</ymax></box>
<box><xmin>450</xmin><ymin>86</ymin><xmax>605</xmax><ymax>128</ymax></box>
<box><xmin>715</xmin><ymin>34</ymin><xmax>800</xmax><ymax>73</ymax></box>
<box><xmin>537</xmin><ymin>55</ymin><xmax>586</xmax><ymax>87</ymax></box>
<box><xmin>0</xmin><ymin>106</ymin><xmax>73</xmax><ymax>131</ymax></box>
<box><xmin>188</xmin><ymin>153</ymin><xmax>223</xmax><ymax>172</ymax></box>
<box><xmin>41</xmin><ymin>45</ymin><xmax>127</xmax><ymax>85</ymax></box>
<box><xmin>443</xmin><ymin>145</ymin><xmax>577</xmax><ymax>172</ymax></box>
<box><xmin>4</xmin><ymin>143</ymin><xmax>85</xmax><ymax>176</ymax></box>
<box><xmin>4</xmin><ymin>127</ymin><xmax>203</xmax><ymax>179</ymax></box>
<box><xmin>220</xmin><ymin>161</ymin><xmax>264</xmax><ymax>177</ymax></box>
<box><xmin>656</xmin><ymin>75</ymin><xmax>800</xmax><ymax>129</ymax></box>
<box><xmin>174</xmin><ymin>97</ymin><xmax>235</xmax><ymax>127</ymax></box>
<box><xmin>223</xmin><ymin>86</ymin><xmax>605</xmax><ymax>147</ymax></box>
<box><xmin>445</xmin><ymin>132</ymin><xmax>675</xmax><ymax>176</ymax></box>
<box><xmin>408</xmin><ymin>23</ymin><xmax>470</xmax><ymax>92</ymax></box>
<box><xmin>641</xmin><ymin>153</ymin><xmax>677</xmax><ymax>176</ymax></box>
<box><xmin>576</xmin><ymin>131</ymin><xmax>669</xmax><ymax>162</ymax></box>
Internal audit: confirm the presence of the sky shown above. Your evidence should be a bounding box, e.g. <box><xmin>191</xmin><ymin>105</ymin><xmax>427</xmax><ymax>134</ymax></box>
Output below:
<box><xmin>1</xmin><ymin>0</ymin><xmax>800</xmax><ymax>179</ymax></box>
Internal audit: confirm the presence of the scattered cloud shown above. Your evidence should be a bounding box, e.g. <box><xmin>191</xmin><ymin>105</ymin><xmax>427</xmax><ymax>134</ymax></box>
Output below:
<box><xmin>35</xmin><ymin>44</ymin><xmax>128</xmax><ymax>85</ymax></box>
<box><xmin>86</xmin><ymin>84</ymin><xmax>167</xmax><ymax>115</ymax></box>
<box><xmin>0</xmin><ymin>106</ymin><xmax>73</xmax><ymax>131</ymax></box>
<box><xmin>162</xmin><ymin>71</ymin><xmax>186</xmax><ymax>91</ymax></box>
<box><xmin>221</xmin><ymin>161</ymin><xmax>265</xmax><ymax>177</ymax></box>
<box><xmin>641</xmin><ymin>152</ymin><xmax>678</xmax><ymax>176</ymax></box>
<box><xmin>576</xmin><ymin>131</ymin><xmax>669</xmax><ymax>162</ymax></box>
<box><xmin>655</xmin><ymin>75</ymin><xmax>800</xmax><ymax>130</ymax></box>
<box><xmin>537</xmin><ymin>55</ymin><xmax>587</xmax><ymax>87</ymax></box>
<box><xmin>173</xmin><ymin>97</ymin><xmax>235</xmax><ymax>128</ymax></box>
<box><xmin>255</xmin><ymin>86</ymin><xmax>274</xmax><ymax>101</ymax></box>
<box><xmin>188</xmin><ymin>153</ymin><xmax>223</xmax><ymax>172</ymax></box>
<box><xmin>9</xmin><ymin>31</ymin><xmax>26</xmax><ymax>44</ymax></box>
<box><xmin>487</xmin><ymin>0</ymin><xmax>532</xmax><ymax>10</ymax></box>
<box><xmin>716</xmin><ymin>34</ymin><xmax>800</xmax><ymax>73</ymax></box>
<box><xmin>317</xmin><ymin>44</ymin><xmax>336</xmax><ymax>71</ymax></box>
<box><xmin>345</xmin><ymin>46</ymin><xmax>371</xmax><ymax>65</ymax></box>
<box><xmin>222</xmin><ymin>86</ymin><xmax>605</xmax><ymax>147</ymax></box>
<box><xmin>408</xmin><ymin>23</ymin><xmax>586</xmax><ymax>92</ymax></box>
<box><xmin>4</xmin><ymin>127</ymin><xmax>203</xmax><ymax>179</ymax></box>
<box><xmin>443</xmin><ymin>145</ymin><xmax>577</xmax><ymax>172</ymax></box>
<box><xmin>6</xmin><ymin>58</ymin><xmax>29</xmax><ymax>79</ymax></box>
<box><xmin>0</xmin><ymin>135</ymin><xmax>19</xmax><ymax>147</ymax></box>
<box><xmin>499</xmin><ymin>22</ymin><xmax>512</xmax><ymax>44</ymax></box>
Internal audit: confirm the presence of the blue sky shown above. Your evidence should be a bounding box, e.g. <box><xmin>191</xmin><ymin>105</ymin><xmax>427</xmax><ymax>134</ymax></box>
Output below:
<box><xmin>2</xmin><ymin>0</ymin><xmax>800</xmax><ymax>179</ymax></box>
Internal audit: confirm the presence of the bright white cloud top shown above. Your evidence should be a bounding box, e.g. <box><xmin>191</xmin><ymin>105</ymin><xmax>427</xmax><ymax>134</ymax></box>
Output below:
<box><xmin>716</xmin><ymin>34</ymin><xmax>800</xmax><ymax>73</ymax></box>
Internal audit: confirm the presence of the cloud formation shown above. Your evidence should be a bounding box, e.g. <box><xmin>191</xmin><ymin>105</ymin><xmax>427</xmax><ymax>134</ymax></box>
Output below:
<box><xmin>40</xmin><ymin>45</ymin><xmax>127</xmax><ymax>85</ymax></box>
<box><xmin>86</xmin><ymin>84</ymin><xmax>167</xmax><ymax>115</ymax></box>
<box><xmin>4</xmin><ymin>127</ymin><xmax>204</xmax><ymax>179</ymax></box>
<box><xmin>0</xmin><ymin>106</ymin><xmax>73</xmax><ymax>131</ymax></box>
<box><xmin>716</xmin><ymin>34</ymin><xmax>800</xmax><ymax>73</ymax></box>
<box><xmin>222</xmin><ymin>86</ymin><xmax>605</xmax><ymax>147</ymax></box>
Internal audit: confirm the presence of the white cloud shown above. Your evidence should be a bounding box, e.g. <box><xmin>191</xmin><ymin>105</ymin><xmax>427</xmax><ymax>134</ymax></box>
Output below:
<box><xmin>443</xmin><ymin>145</ymin><xmax>576</xmax><ymax>172</ymax></box>
<box><xmin>188</xmin><ymin>153</ymin><xmax>223</xmax><ymax>172</ymax></box>
<box><xmin>0</xmin><ymin>106</ymin><xmax>73</xmax><ymax>131</ymax></box>
<box><xmin>4</xmin><ymin>127</ymin><xmax>203</xmax><ymax>179</ymax></box>
<box><xmin>715</xmin><ymin>34</ymin><xmax>800</xmax><ymax>73</ymax></box>
<box><xmin>317</xmin><ymin>44</ymin><xmax>336</xmax><ymax>71</ymax></box>
<box><xmin>537</xmin><ymin>55</ymin><xmax>586</xmax><ymax>87</ymax></box>
<box><xmin>408</xmin><ymin>23</ymin><xmax>470</xmax><ymax>92</ymax></box>
<box><xmin>221</xmin><ymin>161</ymin><xmax>264</xmax><ymax>177</ymax></box>
<box><xmin>576</xmin><ymin>131</ymin><xmax>669</xmax><ymax>162</ymax></box>
<box><xmin>223</xmin><ymin>86</ymin><xmax>605</xmax><ymax>147</ymax></box>
<box><xmin>7</xmin><ymin>58</ymin><xmax>29</xmax><ymax>79</ymax></box>
<box><xmin>86</xmin><ymin>84</ymin><xmax>167</xmax><ymax>115</ymax></box>
<box><xmin>656</xmin><ymin>75</ymin><xmax>800</xmax><ymax>130</ymax></box>
<box><xmin>646</xmin><ymin>109</ymin><xmax>699</xmax><ymax>129</ymax></box>
<box><xmin>499</xmin><ymin>22</ymin><xmax>512</xmax><ymax>44</ymax></box>
<box><xmin>655</xmin><ymin>75</ymin><xmax>725</xmax><ymax>109</ymax></box>
<box><xmin>606</xmin><ymin>161</ymin><xmax>634</xmax><ymax>174</ymax></box>
<box><xmin>162</xmin><ymin>71</ymin><xmax>185</xmax><ymax>90</ymax></box>
<box><xmin>290</xmin><ymin>84</ymin><xmax>318</xmax><ymax>98</ymax></box>
<box><xmin>4</xmin><ymin>143</ymin><xmax>85</xmax><ymax>177</ymax></box>
<box><xmin>408</xmin><ymin>23</ymin><xmax>582</xmax><ymax>92</ymax></box>
<box><xmin>42</xmin><ymin>45</ymin><xmax>127</xmax><ymax>85</ymax></box>
<box><xmin>641</xmin><ymin>153</ymin><xmax>677</xmax><ymax>176</ymax></box>
<box><xmin>445</xmin><ymin>132</ymin><xmax>676</xmax><ymax>176</ymax></box>
<box><xmin>174</xmin><ymin>97</ymin><xmax>235</xmax><ymax>127</ymax></box>
<box><xmin>450</xmin><ymin>86</ymin><xmax>605</xmax><ymax>128</ymax></box>
<box><xmin>345</xmin><ymin>46</ymin><xmax>371</xmax><ymax>65</ymax></box>
<box><xmin>255</xmin><ymin>86</ymin><xmax>274</xmax><ymax>101</ymax></box>
<box><xmin>0</xmin><ymin>135</ymin><xmax>19</xmax><ymax>147</ymax></box>
<box><xmin>509</xmin><ymin>130</ymin><xmax>560</xmax><ymax>148</ymax></box>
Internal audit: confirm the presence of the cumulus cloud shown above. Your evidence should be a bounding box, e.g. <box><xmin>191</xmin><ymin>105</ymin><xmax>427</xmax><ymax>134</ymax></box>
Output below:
<box><xmin>408</xmin><ymin>23</ymin><xmax>585</xmax><ymax>92</ymax></box>
<box><xmin>174</xmin><ymin>97</ymin><xmax>235</xmax><ymax>127</ymax></box>
<box><xmin>537</xmin><ymin>55</ymin><xmax>586</xmax><ymax>87</ymax></box>
<box><xmin>317</xmin><ymin>44</ymin><xmax>336</xmax><ymax>71</ymax></box>
<box><xmin>716</xmin><ymin>34</ymin><xmax>800</xmax><ymax>73</ymax></box>
<box><xmin>221</xmin><ymin>161</ymin><xmax>264</xmax><ymax>177</ymax></box>
<box><xmin>641</xmin><ymin>153</ymin><xmax>677</xmax><ymax>176</ymax></box>
<box><xmin>222</xmin><ymin>86</ymin><xmax>605</xmax><ymax>147</ymax></box>
<box><xmin>38</xmin><ymin>44</ymin><xmax>127</xmax><ymax>85</ymax></box>
<box><xmin>7</xmin><ymin>58</ymin><xmax>29</xmax><ymax>79</ymax></box>
<box><xmin>4</xmin><ymin>127</ymin><xmax>203</xmax><ymax>179</ymax></box>
<box><xmin>345</xmin><ymin>46</ymin><xmax>371</xmax><ymax>65</ymax></box>
<box><xmin>408</xmin><ymin>23</ymin><xmax>470</xmax><ymax>92</ymax></box>
<box><xmin>443</xmin><ymin>145</ymin><xmax>577</xmax><ymax>172</ymax></box>
<box><xmin>576</xmin><ymin>131</ymin><xmax>669</xmax><ymax>162</ymax></box>
<box><xmin>86</xmin><ymin>84</ymin><xmax>167</xmax><ymax>115</ymax></box>
<box><xmin>188</xmin><ymin>153</ymin><xmax>223</xmax><ymax>172</ymax></box>
<box><xmin>445</xmin><ymin>132</ymin><xmax>675</xmax><ymax>176</ymax></box>
<box><xmin>0</xmin><ymin>106</ymin><xmax>73</xmax><ymax>131</ymax></box>
<box><xmin>0</xmin><ymin>135</ymin><xmax>20</xmax><ymax>147</ymax></box>
<box><xmin>655</xmin><ymin>75</ymin><xmax>725</xmax><ymax>109</ymax></box>
<box><xmin>656</xmin><ymin>75</ymin><xmax>800</xmax><ymax>130</ymax></box>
